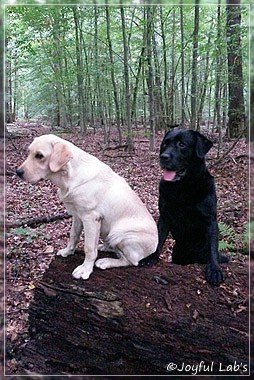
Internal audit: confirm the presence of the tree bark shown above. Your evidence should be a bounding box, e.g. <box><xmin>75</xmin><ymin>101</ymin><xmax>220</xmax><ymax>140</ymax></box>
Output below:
<box><xmin>105</xmin><ymin>3</ymin><xmax>122</xmax><ymax>145</ymax></box>
<box><xmin>146</xmin><ymin>7</ymin><xmax>156</xmax><ymax>150</ymax></box>
<box><xmin>180</xmin><ymin>3</ymin><xmax>186</xmax><ymax>127</ymax></box>
<box><xmin>226</xmin><ymin>0</ymin><xmax>245</xmax><ymax>138</ymax></box>
<box><xmin>19</xmin><ymin>251</ymin><xmax>248</xmax><ymax>375</ymax></box>
<box><xmin>120</xmin><ymin>5</ymin><xmax>134</xmax><ymax>153</ymax></box>
<box><xmin>190</xmin><ymin>0</ymin><xmax>200</xmax><ymax>130</ymax></box>
<box><xmin>51</xmin><ymin>12</ymin><xmax>68</xmax><ymax>128</ymax></box>
<box><xmin>73</xmin><ymin>7</ymin><xmax>86</xmax><ymax>134</ymax></box>
<box><xmin>197</xmin><ymin>23</ymin><xmax>213</xmax><ymax>130</ymax></box>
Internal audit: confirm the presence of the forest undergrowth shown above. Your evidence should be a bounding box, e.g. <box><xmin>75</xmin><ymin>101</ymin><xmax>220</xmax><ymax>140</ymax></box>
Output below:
<box><xmin>4</xmin><ymin>123</ymin><xmax>248</xmax><ymax>375</ymax></box>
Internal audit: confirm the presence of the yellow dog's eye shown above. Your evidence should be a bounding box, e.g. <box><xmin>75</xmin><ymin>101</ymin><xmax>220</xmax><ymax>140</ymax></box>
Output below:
<box><xmin>35</xmin><ymin>152</ymin><xmax>44</xmax><ymax>160</ymax></box>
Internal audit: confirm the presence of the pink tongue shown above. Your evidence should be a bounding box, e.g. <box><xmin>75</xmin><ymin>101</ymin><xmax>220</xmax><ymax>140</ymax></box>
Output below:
<box><xmin>163</xmin><ymin>169</ymin><xmax>176</xmax><ymax>181</ymax></box>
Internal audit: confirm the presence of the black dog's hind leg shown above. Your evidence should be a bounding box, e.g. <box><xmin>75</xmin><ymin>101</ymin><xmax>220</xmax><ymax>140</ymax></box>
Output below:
<box><xmin>139</xmin><ymin>217</ymin><xmax>170</xmax><ymax>267</ymax></box>
<box><xmin>220</xmin><ymin>255</ymin><xmax>229</xmax><ymax>263</ymax></box>
<box><xmin>205</xmin><ymin>221</ymin><xmax>227</xmax><ymax>286</ymax></box>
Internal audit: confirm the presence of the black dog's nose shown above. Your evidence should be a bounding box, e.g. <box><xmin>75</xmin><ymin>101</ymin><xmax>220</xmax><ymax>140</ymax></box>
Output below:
<box><xmin>16</xmin><ymin>168</ymin><xmax>24</xmax><ymax>178</ymax></box>
<box><xmin>160</xmin><ymin>153</ymin><xmax>169</xmax><ymax>160</ymax></box>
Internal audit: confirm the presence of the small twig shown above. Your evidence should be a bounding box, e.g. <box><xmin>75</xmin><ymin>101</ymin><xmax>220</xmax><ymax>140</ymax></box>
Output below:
<box><xmin>209</xmin><ymin>131</ymin><xmax>245</xmax><ymax>167</ymax></box>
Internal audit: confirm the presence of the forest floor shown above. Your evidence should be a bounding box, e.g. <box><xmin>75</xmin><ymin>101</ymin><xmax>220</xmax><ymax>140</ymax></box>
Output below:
<box><xmin>3</xmin><ymin>122</ymin><xmax>251</xmax><ymax>376</ymax></box>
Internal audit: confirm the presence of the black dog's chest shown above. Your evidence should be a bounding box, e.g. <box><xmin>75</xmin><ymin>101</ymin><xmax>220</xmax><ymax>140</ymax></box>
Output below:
<box><xmin>159</xmin><ymin>178</ymin><xmax>216</xmax><ymax>226</ymax></box>
<box><xmin>160</xmin><ymin>180</ymin><xmax>205</xmax><ymax>207</ymax></box>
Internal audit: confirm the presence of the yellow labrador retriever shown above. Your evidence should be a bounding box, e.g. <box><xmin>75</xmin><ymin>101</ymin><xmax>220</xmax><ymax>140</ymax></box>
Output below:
<box><xmin>16</xmin><ymin>134</ymin><xmax>158</xmax><ymax>280</ymax></box>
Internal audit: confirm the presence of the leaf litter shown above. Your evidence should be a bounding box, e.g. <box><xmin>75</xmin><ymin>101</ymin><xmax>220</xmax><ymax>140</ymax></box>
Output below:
<box><xmin>4</xmin><ymin>124</ymin><xmax>249</xmax><ymax>374</ymax></box>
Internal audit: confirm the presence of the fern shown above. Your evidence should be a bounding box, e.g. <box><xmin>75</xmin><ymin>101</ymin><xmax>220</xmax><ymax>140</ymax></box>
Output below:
<box><xmin>218</xmin><ymin>222</ymin><xmax>236</xmax><ymax>240</ymax></box>
<box><xmin>219</xmin><ymin>239</ymin><xmax>234</xmax><ymax>252</ymax></box>
<box><xmin>218</xmin><ymin>222</ymin><xmax>237</xmax><ymax>253</ymax></box>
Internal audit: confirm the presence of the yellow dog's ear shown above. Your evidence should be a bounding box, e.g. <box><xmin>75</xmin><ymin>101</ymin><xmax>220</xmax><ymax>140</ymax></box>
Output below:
<box><xmin>49</xmin><ymin>142</ymin><xmax>73</xmax><ymax>172</ymax></box>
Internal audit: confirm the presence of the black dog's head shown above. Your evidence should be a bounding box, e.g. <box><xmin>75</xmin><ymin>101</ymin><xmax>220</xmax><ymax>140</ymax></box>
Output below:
<box><xmin>160</xmin><ymin>129</ymin><xmax>213</xmax><ymax>182</ymax></box>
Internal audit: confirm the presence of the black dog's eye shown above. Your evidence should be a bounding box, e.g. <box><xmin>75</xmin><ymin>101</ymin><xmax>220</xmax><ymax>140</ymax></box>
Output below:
<box><xmin>35</xmin><ymin>152</ymin><xmax>44</xmax><ymax>160</ymax></box>
<box><xmin>177</xmin><ymin>141</ymin><xmax>185</xmax><ymax>148</ymax></box>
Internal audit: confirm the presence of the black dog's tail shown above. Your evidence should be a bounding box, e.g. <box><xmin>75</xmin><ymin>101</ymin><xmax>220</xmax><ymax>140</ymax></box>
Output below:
<box><xmin>138</xmin><ymin>250</ymin><xmax>160</xmax><ymax>267</ymax></box>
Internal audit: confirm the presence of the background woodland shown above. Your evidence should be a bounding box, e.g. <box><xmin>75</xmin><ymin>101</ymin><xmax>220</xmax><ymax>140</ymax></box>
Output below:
<box><xmin>5</xmin><ymin>1</ymin><xmax>248</xmax><ymax>151</ymax></box>
<box><xmin>1</xmin><ymin>0</ymin><xmax>253</xmax><ymax>377</ymax></box>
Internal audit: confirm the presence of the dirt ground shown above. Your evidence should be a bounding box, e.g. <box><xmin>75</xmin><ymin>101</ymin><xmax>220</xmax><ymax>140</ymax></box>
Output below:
<box><xmin>2</xmin><ymin>124</ymin><xmax>251</xmax><ymax>376</ymax></box>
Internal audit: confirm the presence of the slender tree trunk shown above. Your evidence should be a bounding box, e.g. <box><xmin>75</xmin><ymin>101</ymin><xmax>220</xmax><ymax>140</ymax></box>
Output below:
<box><xmin>180</xmin><ymin>4</ymin><xmax>186</xmax><ymax>127</ymax></box>
<box><xmin>142</xmin><ymin>63</ymin><xmax>147</xmax><ymax>131</ymax></box>
<box><xmin>6</xmin><ymin>58</ymin><xmax>13</xmax><ymax>123</ymax></box>
<box><xmin>226</xmin><ymin>0</ymin><xmax>245</xmax><ymax>138</ymax></box>
<box><xmin>72</xmin><ymin>7</ymin><xmax>85</xmax><ymax>133</ymax></box>
<box><xmin>169</xmin><ymin>9</ymin><xmax>176</xmax><ymax>125</ymax></box>
<box><xmin>146</xmin><ymin>6</ymin><xmax>156</xmax><ymax>150</ymax></box>
<box><xmin>52</xmin><ymin>13</ymin><xmax>68</xmax><ymax>128</ymax></box>
<box><xmin>94</xmin><ymin>7</ymin><xmax>106</xmax><ymax>140</ymax></box>
<box><xmin>152</xmin><ymin>9</ymin><xmax>164</xmax><ymax>129</ymax></box>
<box><xmin>214</xmin><ymin>1</ymin><xmax>222</xmax><ymax>133</ymax></box>
<box><xmin>160</xmin><ymin>7</ymin><xmax>169</xmax><ymax>126</ymax></box>
<box><xmin>105</xmin><ymin>3</ymin><xmax>122</xmax><ymax>145</ymax></box>
<box><xmin>190</xmin><ymin>0</ymin><xmax>200</xmax><ymax>130</ymax></box>
<box><xmin>120</xmin><ymin>5</ymin><xmax>134</xmax><ymax>153</ymax></box>
<box><xmin>131</xmin><ymin>45</ymin><xmax>145</xmax><ymax>121</ymax></box>
<box><xmin>197</xmin><ymin>23</ymin><xmax>213</xmax><ymax>130</ymax></box>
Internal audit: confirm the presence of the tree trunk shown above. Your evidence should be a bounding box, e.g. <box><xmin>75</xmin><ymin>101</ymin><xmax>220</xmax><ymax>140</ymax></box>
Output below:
<box><xmin>146</xmin><ymin>7</ymin><xmax>156</xmax><ymax>150</ymax></box>
<box><xmin>120</xmin><ymin>5</ymin><xmax>134</xmax><ymax>153</ymax></box>
<box><xmin>6</xmin><ymin>58</ymin><xmax>13</xmax><ymax>124</ymax></box>
<box><xmin>131</xmin><ymin>45</ymin><xmax>145</xmax><ymax>121</ymax></box>
<box><xmin>214</xmin><ymin>1</ymin><xmax>222</xmax><ymax>133</ymax></box>
<box><xmin>73</xmin><ymin>7</ymin><xmax>86</xmax><ymax>134</ymax></box>
<box><xmin>197</xmin><ymin>23</ymin><xmax>213</xmax><ymax>130</ymax></box>
<box><xmin>180</xmin><ymin>4</ymin><xmax>186</xmax><ymax>127</ymax></box>
<box><xmin>19</xmin><ymin>251</ymin><xmax>248</xmax><ymax>375</ymax></box>
<box><xmin>169</xmin><ymin>9</ymin><xmax>176</xmax><ymax>125</ymax></box>
<box><xmin>226</xmin><ymin>0</ymin><xmax>245</xmax><ymax>138</ymax></box>
<box><xmin>152</xmin><ymin>11</ymin><xmax>165</xmax><ymax>130</ymax></box>
<box><xmin>52</xmin><ymin>12</ymin><xmax>68</xmax><ymax>128</ymax></box>
<box><xmin>190</xmin><ymin>0</ymin><xmax>200</xmax><ymax>130</ymax></box>
<box><xmin>105</xmin><ymin>3</ymin><xmax>122</xmax><ymax>145</ymax></box>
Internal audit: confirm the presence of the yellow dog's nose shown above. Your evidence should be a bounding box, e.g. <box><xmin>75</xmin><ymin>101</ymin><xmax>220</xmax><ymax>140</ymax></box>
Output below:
<box><xmin>16</xmin><ymin>167</ymin><xmax>24</xmax><ymax>178</ymax></box>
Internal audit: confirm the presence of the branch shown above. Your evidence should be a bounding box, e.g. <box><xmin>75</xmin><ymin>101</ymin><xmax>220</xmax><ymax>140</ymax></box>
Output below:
<box><xmin>8</xmin><ymin>212</ymin><xmax>71</xmax><ymax>229</ymax></box>
<box><xmin>209</xmin><ymin>132</ymin><xmax>245</xmax><ymax>168</ymax></box>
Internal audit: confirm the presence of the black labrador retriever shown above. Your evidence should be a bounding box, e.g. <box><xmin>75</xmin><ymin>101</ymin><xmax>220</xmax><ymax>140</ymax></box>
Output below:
<box><xmin>140</xmin><ymin>128</ymin><xmax>228</xmax><ymax>286</ymax></box>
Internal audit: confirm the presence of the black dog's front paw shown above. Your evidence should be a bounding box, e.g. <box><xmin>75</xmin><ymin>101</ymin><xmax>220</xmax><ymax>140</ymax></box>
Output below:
<box><xmin>139</xmin><ymin>252</ymin><xmax>159</xmax><ymax>267</ymax></box>
<box><xmin>205</xmin><ymin>262</ymin><xmax>225</xmax><ymax>286</ymax></box>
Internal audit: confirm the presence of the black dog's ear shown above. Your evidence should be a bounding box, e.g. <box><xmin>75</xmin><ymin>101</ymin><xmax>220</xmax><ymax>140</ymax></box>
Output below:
<box><xmin>195</xmin><ymin>132</ymin><xmax>213</xmax><ymax>158</ymax></box>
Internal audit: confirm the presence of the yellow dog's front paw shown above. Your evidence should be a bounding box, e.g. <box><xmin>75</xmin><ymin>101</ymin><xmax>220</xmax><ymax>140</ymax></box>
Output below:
<box><xmin>72</xmin><ymin>264</ymin><xmax>93</xmax><ymax>280</ymax></box>
<box><xmin>57</xmin><ymin>248</ymin><xmax>74</xmax><ymax>257</ymax></box>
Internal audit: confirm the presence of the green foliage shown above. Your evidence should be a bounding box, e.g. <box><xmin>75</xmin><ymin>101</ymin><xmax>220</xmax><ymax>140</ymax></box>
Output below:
<box><xmin>7</xmin><ymin>226</ymin><xmax>51</xmax><ymax>243</ymax></box>
<box><xmin>218</xmin><ymin>222</ymin><xmax>237</xmax><ymax>252</ymax></box>
<box><xmin>218</xmin><ymin>222</ymin><xmax>248</xmax><ymax>254</ymax></box>
<box><xmin>5</xmin><ymin>3</ymin><xmax>248</xmax><ymax>126</ymax></box>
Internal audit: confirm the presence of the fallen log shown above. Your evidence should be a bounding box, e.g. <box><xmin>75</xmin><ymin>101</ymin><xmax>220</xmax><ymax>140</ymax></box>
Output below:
<box><xmin>8</xmin><ymin>212</ymin><xmax>71</xmax><ymax>229</ymax></box>
<box><xmin>20</xmin><ymin>251</ymin><xmax>249</xmax><ymax>375</ymax></box>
